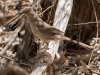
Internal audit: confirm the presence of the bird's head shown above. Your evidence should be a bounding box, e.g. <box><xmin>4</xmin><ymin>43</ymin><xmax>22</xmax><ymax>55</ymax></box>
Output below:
<box><xmin>18</xmin><ymin>7</ymin><xmax>32</xmax><ymax>14</ymax></box>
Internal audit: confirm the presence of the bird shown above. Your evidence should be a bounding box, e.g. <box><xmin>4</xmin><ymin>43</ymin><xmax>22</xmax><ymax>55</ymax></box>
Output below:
<box><xmin>19</xmin><ymin>7</ymin><xmax>93</xmax><ymax>51</ymax></box>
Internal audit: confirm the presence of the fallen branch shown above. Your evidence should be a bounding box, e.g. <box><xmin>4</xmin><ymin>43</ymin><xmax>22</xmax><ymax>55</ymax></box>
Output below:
<box><xmin>0</xmin><ymin>19</ymin><xmax>25</xmax><ymax>55</ymax></box>
<box><xmin>64</xmin><ymin>37</ymin><xmax>93</xmax><ymax>50</ymax></box>
<box><xmin>2</xmin><ymin>13</ymin><xmax>22</xmax><ymax>27</ymax></box>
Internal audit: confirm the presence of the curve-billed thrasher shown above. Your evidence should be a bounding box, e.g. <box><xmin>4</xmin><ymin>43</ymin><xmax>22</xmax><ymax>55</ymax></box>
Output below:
<box><xmin>19</xmin><ymin>7</ymin><xmax>93</xmax><ymax>50</ymax></box>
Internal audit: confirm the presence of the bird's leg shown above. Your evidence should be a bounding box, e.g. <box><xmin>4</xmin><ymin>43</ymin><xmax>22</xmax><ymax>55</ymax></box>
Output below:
<box><xmin>39</xmin><ymin>42</ymin><xmax>49</xmax><ymax>52</ymax></box>
<box><xmin>43</xmin><ymin>42</ymin><xmax>49</xmax><ymax>50</ymax></box>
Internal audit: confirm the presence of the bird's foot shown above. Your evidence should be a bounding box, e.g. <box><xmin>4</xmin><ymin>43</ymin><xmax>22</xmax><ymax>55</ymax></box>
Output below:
<box><xmin>39</xmin><ymin>47</ymin><xmax>49</xmax><ymax>51</ymax></box>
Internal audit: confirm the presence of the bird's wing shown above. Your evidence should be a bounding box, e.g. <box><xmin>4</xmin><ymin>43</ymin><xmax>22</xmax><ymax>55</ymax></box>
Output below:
<box><xmin>45</xmin><ymin>27</ymin><xmax>64</xmax><ymax>36</ymax></box>
<box><xmin>36</xmin><ymin>20</ymin><xmax>64</xmax><ymax>36</ymax></box>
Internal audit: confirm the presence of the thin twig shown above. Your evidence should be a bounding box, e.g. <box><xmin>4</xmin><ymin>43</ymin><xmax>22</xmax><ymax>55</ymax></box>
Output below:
<box><xmin>88</xmin><ymin>51</ymin><xmax>94</xmax><ymax>66</ymax></box>
<box><xmin>88</xmin><ymin>68</ymin><xmax>100</xmax><ymax>75</ymax></box>
<box><xmin>38</xmin><ymin>0</ymin><xmax>57</xmax><ymax>16</ymax></box>
<box><xmin>0</xmin><ymin>55</ymin><xmax>14</xmax><ymax>61</ymax></box>
<box><xmin>32</xmin><ymin>0</ymin><xmax>41</xmax><ymax>8</ymax></box>
<box><xmin>88</xmin><ymin>0</ymin><xmax>99</xmax><ymax>66</ymax></box>
<box><xmin>97</xmin><ymin>0</ymin><xmax>100</xmax><ymax>3</ymax></box>
<box><xmin>68</xmin><ymin>21</ymin><xmax>100</xmax><ymax>25</ymax></box>
<box><xmin>91</xmin><ymin>0</ymin><xmax>99</xmax><ymax>43</ymax></box>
